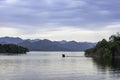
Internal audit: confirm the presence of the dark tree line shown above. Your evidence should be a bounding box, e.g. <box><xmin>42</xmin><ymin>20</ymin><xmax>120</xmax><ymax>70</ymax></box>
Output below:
<box><xmin>85</xmin><ymin>33</ymin><xmax>120</xmax><ymax>58</ymax></box>
<box><xmin>0</xmin><ymin>44</ymin><xmax>29</xmax><ymax>54</ymax></box>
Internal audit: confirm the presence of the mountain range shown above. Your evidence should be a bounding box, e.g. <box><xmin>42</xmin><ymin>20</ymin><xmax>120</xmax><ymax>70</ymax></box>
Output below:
<box><xmin>0</xmin><ymin>37</ymin><xmax>96</xmax><ymax>51</ymax></box>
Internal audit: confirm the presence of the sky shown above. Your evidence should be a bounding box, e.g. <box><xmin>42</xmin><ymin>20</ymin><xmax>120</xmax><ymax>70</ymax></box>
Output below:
<box><xmin>0</xmin><ymin>0</ymin><xmax>120</xmax><ymax>42</ymax></box>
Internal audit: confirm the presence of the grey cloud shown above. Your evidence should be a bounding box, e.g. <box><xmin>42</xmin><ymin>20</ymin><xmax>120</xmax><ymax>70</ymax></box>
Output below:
<box><xmin>0</xmin><ymin>0</ymin><xmax>120</xmax><ymax>29</ymax></box>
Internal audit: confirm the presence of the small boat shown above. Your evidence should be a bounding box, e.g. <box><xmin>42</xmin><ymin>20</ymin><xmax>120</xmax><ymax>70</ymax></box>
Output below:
<box><xmin>62</xmin><ymin>54</ymin><xmax>65</xmax><ymax>58</ymax></box>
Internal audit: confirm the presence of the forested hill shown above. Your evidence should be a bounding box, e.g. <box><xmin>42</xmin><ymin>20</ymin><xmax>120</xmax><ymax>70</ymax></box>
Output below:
<box><xmin>0</xmin><ymin>44</ymin><xmax>29</xmax><ymax>54</ymax></box>
<box><xmin>85</xmin><ymin>33</ymin><xmax>120</xmax><ymax>58</ymax></box>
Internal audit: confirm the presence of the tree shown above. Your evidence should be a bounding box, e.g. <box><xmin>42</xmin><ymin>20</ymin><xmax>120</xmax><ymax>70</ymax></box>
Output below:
<box><xmin>0</xmin><ymin>44</ymin><xmax>29</xmax><ymax>54</ymax></box>
<box><xmin>85</xmin><ymin>33</ymin><xmax>120</xmax><ymax>58</ymax></box>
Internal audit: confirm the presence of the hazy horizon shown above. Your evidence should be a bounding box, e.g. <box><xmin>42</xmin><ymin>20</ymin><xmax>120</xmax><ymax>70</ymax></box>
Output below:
<box><xmin>0</xmin><ymin>0</ymin><xmax>120</xmax><ymax>42</ymax></box>
<box><xmin>0</xmin><ymin>36</ymin><xmax>97</xmax><ymax>43</ymax></box>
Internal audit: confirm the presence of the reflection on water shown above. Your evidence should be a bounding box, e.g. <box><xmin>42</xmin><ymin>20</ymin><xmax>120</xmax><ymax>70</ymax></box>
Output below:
<box><xmin>93</xmin><ymin>58</ymin><xmax>120</xmax><ymax>70</ymax></box>
<box><xmin>92</xmin><ymin>58</ymin><xmax>120</xmax><ymax>79</ymax></box>
<box><xmin>0</xmin><ymin>51</ymin><xmax>120</xmax><ymax>80</ymax></box>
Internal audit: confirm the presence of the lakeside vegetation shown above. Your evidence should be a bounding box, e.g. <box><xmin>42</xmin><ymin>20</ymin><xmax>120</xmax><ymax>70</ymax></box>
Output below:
<box><xmin>0</xmin><ymin>44</ymin><xmax>29</xmax><ymax>55</ymax></box>
<box><xmin>85</xmin><ymin>33</ymin><xmax>120</xmax><ymax>58</ymax></box>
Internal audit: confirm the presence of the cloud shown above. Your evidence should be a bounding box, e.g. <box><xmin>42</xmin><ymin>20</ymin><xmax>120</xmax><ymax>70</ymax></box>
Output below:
<box><xmin>0</xmin><ymin>27</ymin><xmax>19</xmax><ymax>36</ymax></box>
<box><xmin>0</xmin><ymin>0</ymin><xmax>120</xmax><ymax>41</ymax></box>
<box><xmin>0</xmin><ymin>0</ymin><xmax>120</xmax><ymax>28</ymax></box>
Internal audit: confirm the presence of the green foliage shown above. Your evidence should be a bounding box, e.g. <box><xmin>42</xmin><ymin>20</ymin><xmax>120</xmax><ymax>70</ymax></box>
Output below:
<box><xmin>109</xmin><ymin>32</ymin><xmax>120</xmax><ymax>42</ymax></box>
<box><xmin>85</xmin><ymin>33</ymin><xmax>120</xmax><ymax>58</ymax></box>
<box><xmin>0</xmin><ymin>44</ymin><xmax>29</xmax><ymax>54</ymax></box>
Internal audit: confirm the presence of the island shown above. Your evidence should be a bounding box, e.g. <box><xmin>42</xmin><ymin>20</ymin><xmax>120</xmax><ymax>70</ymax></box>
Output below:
<box><xmin>0</xmin><ymin>44</ymin><xmax>29</xmax><ymax>55</ymax></box>
<box><xmin>85</xmin><ymin>33</ymin><xmax>120</xmax><ymax>59</ymax></box>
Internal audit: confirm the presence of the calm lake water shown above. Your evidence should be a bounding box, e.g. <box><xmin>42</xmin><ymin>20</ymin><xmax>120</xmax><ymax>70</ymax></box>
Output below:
<box><xmin>0</xmin><ymin>51</ymin><xmax>120</xmax><ymax>80</ymax></box>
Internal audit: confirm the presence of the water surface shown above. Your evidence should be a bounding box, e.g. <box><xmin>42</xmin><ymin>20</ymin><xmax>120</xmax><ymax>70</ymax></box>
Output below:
<box><xmin>0</xmin><ymin>51</ymin><xmax>120</xmax><ymax>80</ymax></box>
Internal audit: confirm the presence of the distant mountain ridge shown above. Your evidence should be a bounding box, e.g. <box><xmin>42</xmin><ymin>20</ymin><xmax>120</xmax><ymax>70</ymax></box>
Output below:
<box><xmin>0</xmin><ymin>37</ymin><xmax>96</xmax><ymax>51</ymax></box>
<box><xmin>0</xmin><ymin>37</ymin><xmax>23</xmax><ymax>44</ymax></box>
